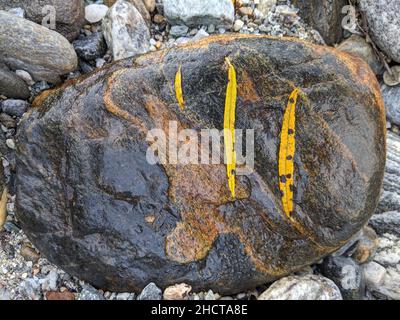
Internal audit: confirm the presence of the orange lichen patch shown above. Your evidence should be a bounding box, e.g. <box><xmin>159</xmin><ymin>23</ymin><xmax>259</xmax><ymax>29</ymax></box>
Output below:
<box><xmin>103</xmin><ymin>69</ymin><xmax>146</xmax><ymax>133</ymax></box>
<box><xmin>31</xmin><ymin>89</ymin><xmax>56</xmax><ymax>109</ymax></box>
<box><xmin>237</xmin><ymin>70</ymin><xmax>260</xmax><ymax>103</ymax></box>
<box><xmin>143</xmin><ymin>95</ymin><xmax>253</xmax><ymax>264</ymax></box>
<box><xmin>165</xmin><ymin>221</ymin><xmax>216</xmax><ymax>263</ymax></box>
<box><xmin>142</xmin><ymin>94</ymin><xmax>332</xmax><ymax>273</ymax></box>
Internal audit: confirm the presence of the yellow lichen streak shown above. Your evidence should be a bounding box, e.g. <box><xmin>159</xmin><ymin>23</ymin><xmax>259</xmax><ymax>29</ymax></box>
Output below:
<box><xmin>224</xmin><ymin>57</ymin><xmax>237</xmax><ymax>199</ymax></box>
<box><xmin>278</xmin><ymin>88</ymin><xmax>300</xmax><ymax>217</ymax></box>
<box><xmin>175</xmin><ymin>65</ymin><xmax>185</xmax><ymax>110</ymax></box>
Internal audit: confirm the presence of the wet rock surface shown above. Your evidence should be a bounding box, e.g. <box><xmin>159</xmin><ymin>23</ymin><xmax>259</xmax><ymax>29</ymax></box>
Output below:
<box><xmin>291</xmin><ymin>0</ymin><xmax>347</xmax><ymax>45</ymax></box>
<box><xmin>0</xmin><ymin>11</ymin><xmax>78</xmax><ymax>83</ymax></box>
<box><xmin>15</xmin><ymin>35</ymin><xmax>386</xmax><ymax>294</ymax></box>
<box><xmin>320</xmin><ymin>256</ymin><xmax>364</xmax><ymax>300</ymax></box>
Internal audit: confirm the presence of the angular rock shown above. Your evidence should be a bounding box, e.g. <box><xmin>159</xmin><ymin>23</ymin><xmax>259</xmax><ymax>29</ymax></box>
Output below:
<box><xmin>365</xmin><ymin>234</ymin><xmax>400</xmax><ymax>300</ymax></box>
<box><xmin>320</xmin><ymin>256</ymin><xmax>364</xmax><ymax>300</ymax></box>
<box><xmin>377</xmin><ymin>132</ymin><xmax>400</xmax><ymax>213</ymax></box>
<box><xmin>338</xmin><ymin>35</ymin><xmax>382</xmax><ymax>75</ymax></box>
<box><xmin>292</xmin><ymin>0</ymin><xmax>347</xmax><ymax>45</ymax></box>
<box><xmin>137</xmin><ymin>283</ymin><xmax>162</xmax><ymax>300</ymax></box>
<box><xmin>258</xmin><ymin>275</ymin><xmax>342</xmax><ymax>300</ymax></box>
<box><xmin>102</xmin><ymin>0</ymin><xmax>150</xmax><ymax>61</ymax></box>
<box><xmin>16</xmin><ymin>35</ymin><xmax>386</xmax><ymax>294</ymax></box>
<box><xmin>0</xmin><ymin>0</ymin><xmax>85</xmax><ymax>41</ymax></box>
<box><xmin>78</xmin><ymin>284</ymin><xmax>105</xmax><ymax>300</ymax></box>
<box><xmin>363</xmin><ymin>261</ymin><xmax>386</xmax><ymax>290</ymax></box>
<box><xmin>104</xmin><ymin>0</ymin><xmax>151</xmax><ymax>23</ymax></box>
<box><xmin>73</xmin><ymin>33</ymin><xmax>107</xmax><ymax>61</ymax></box>
<box><xmin>359</xmin><ymin>0</ymin><xmax>400</xmax><ymax>63</ymax></box>
<box><xmin>257</xmin><ymin>0</ymin><xmax>277</xmax><ymax>16</ymax></box>
<box><xmin>370</xmin><ymin>211</ymin><xmax>400</xmax><ymax>237</ymax></box>
<box><xmin>0</xmin><ymin>11</ymin><xmax>78</xmax><ymax>83</ymax></box>
<box><xmin>374</xmin><ymin>233</ymin><xmax>400</xmax><ymax>268</ymax></box>
<box><xmin>381</xmin><ymin>84</ymin><xmax>400</xmax><ymax>126</ymax></box>
<box><xmin>164</xmin><ymin>0</ymin><xmax>234</xmax><ymax>27</ymax></box>
<box><xmin>0</xmin><ymin>65</ymin><xmax>30</xmax><ymax>99</ymax></box>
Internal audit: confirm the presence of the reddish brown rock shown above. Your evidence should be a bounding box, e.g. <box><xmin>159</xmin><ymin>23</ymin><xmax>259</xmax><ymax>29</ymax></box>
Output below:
<box><xmin>45</xmin><ymin>291</ymin><xmax>75</xmax><ymax>300</ymax></box>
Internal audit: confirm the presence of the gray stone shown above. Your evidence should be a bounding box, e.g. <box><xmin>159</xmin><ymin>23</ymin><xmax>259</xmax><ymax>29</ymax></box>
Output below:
<box><xmin>257</xmin><ymin>0</ymin><xmax>277</xmax><ymax>16</ymax></box>
<box><xmin>15</xmin><ymin>70</ymin><xmax>34</xmax><ymax>86</ymax></box>
<box><xmin>1</xmin><ymin>99</ymin><xmax>29</xmax><ymax>118</ymax></box>
<box><xmin>164</xmin><ymin>0</ymin><xmax>234</xmax><ymax>27</ymax></box>
<box><xmin>73</xmin><ymin>32</ymin><xmax>107</xmax><ymax>61</ymax></box>
<box><xmin>338</xmin><ymin>35</ymin><xmax>383</xmax><ymax>75</ymax></box>
<box><xmin>78</xmin><ymin>284</ymin><xmax>105</xmax><ymax>300</ymax></box>
<box><xmin>19</xmin><ymin>278</ymin><xmax>41</xmax><ymax>300</ymax></box>
<box><xmin>381</xmin><ymin>84</ymin><xmax>400</xmax><ymax>126</ymax></box>
<box><xmin>378</xmin><ymin>132</ymin><xmax>400</xmax><ymax>213</ymax></box>
<box><xmin>258</xmin><ymin>275</ymin><xmax>342</xmax><ymax>300</ymax></box>
<box><xmin>0</xmin><ymin>11</ymin><xmax>78</xmax><ymax>83</ymax></box>
<box><xmin>115</xmin><ymin>292</ymin><xmax>131</xmax><ymax>300</ymax></box>
<box><xmin>374</xmin><ymin>233</ymin><xmax>400</xmax><ymax>268</ymax></box>
<box><xmin>192</xmin><ymin>29</ymin><xmax>209</xmax><ymax>41</ymax></box>
<box><xmin>359</xmin><ymin>0</ymin><xmax>400</xmax><ymax>63</ymax></box>
<box><xmin>0</xmin><ymin>66</ymin><xmax>30</xmax><ymax>99</ymax></box>
<box><xmin>41</xmin><ymin>270</ymin><xmax>59</xmax><ymax>292</ymax></box>
<box><xmin>7</xmin><ymin>7</ymin><xmax>24</xmax><ymax>18</ymax></box>
<box><xmin>137</xmin><ymin>283</ymin><xmax>162</xmax><ymax>300</ymax></box>
<box><xmin>0</xmin><ymin>288</ymin><xmax>11</xmax><ymax>300</ymax></box>
<box><xmin>363</xmin><ymin>261</ymin><xmax>386</xmax><ymax>289</ymax></box>
<box><xmin>85</xmin><ymin>4</ymin><xmax>109</xmax><ymax>23</ymax></box>
<box><xmin>169</xmin><ymin>25</ymin><xmax>189</xmax><ymax>37</ymax></box>
<box><xmin>102</xmin><ymin>0</ymin><xmax>150</xmax><ymax>61</ymax></box>
<box><xmin>365</xmin><ymin>234</ymin><xmax>400</xmax><ymax>300</ymax></box>
<box><xmin>321</xmin><ymin>256</ymin><xmax>364</xmax><ymax>300</ymax></box>
<box><xmin>370</xmin><ymin>211</ymin><xmax>400</xmax><ymax>237</ymax></box>
<box><xmin>0</xmin><ymin>0</ymin><xmax>85</xmax><ymax>41</ymax></box>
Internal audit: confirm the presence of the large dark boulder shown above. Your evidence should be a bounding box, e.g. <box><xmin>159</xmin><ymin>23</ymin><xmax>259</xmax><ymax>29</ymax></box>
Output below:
<box><xmin>15</xmin><ymin>35</ymin><xmax>386</xmax><ymax>294</ymax></box>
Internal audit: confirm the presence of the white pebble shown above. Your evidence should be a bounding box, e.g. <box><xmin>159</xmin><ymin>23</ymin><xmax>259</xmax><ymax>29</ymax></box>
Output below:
<box><xmin>6</xmin><ymin>139</ymin><xmax>15</xmax><ymax>150</ymax></box>
<box><xmin>85</xmin><ymin>4</ymin><xmax>109</xmax><ymax>24</ymax></box>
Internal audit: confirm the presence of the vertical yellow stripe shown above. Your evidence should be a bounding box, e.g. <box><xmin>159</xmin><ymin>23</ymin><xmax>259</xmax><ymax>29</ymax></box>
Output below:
<box><xmin>224</xmin><ymin>58</ymin><xmax>237</xmax><ymax>199</ymax></box>
<box><xmin>278</xmin><ymin>88</ymin><xmax>300</xmax><ymax>217</ymax></box>
<box><xmin>175</xmin><ymin>66</ymin><xmax>185</xmax><ymax>110</ymax></box>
